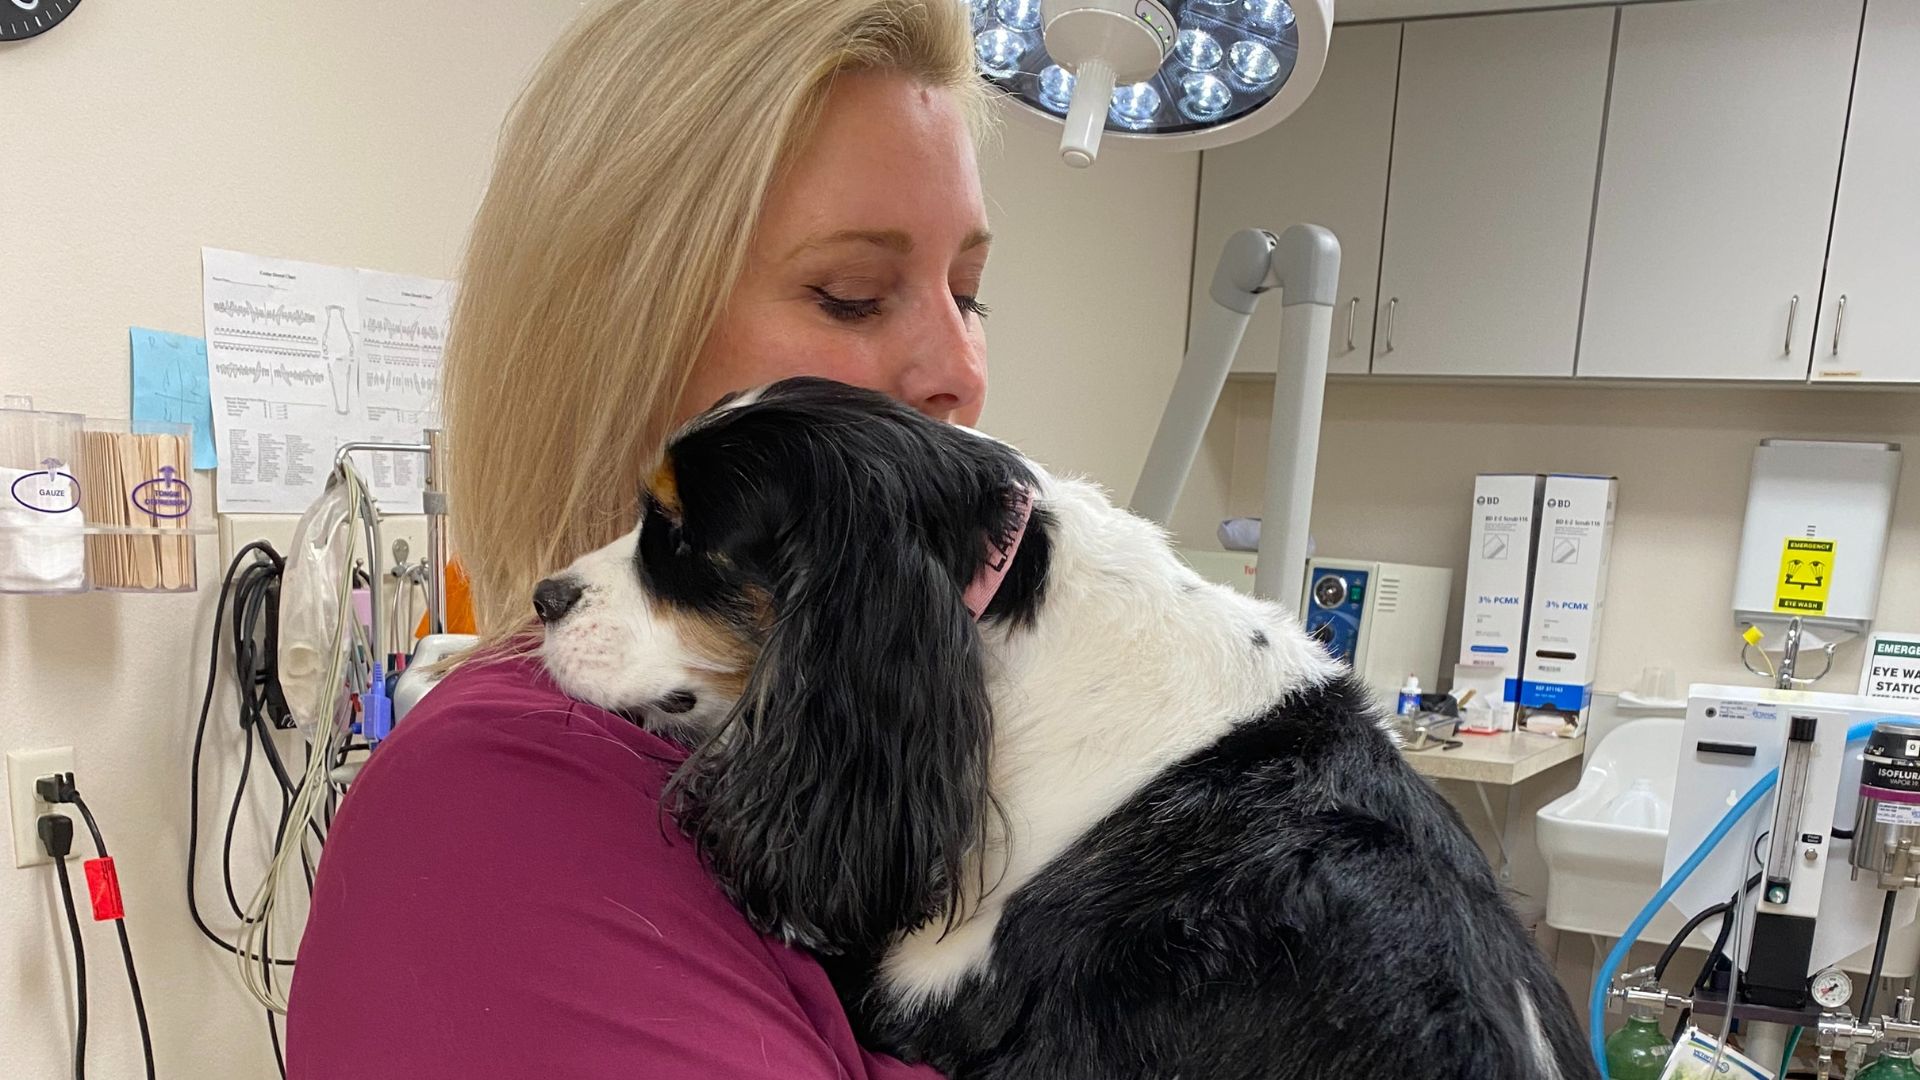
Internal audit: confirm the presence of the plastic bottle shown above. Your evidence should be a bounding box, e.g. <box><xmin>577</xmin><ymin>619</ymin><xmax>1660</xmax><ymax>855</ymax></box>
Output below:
<box><xmin>1858</xmin><ymin>1050</ymin><xmax>1920</xmax><ymax>1079</ymax></box>
<box><xmin>1397</xmin><ymin>675</ymin><xmax>1421</xmax><ymax>717</ymax></box>
<box><xmin>1603</xmin><ymin>778</ymin><xmax>1668</xmax><ymax>829</ymax></box>
<box><xmin>1603</xmin><ymin>1013</ymin><xmax>1671</xmax><ymax>1080</ymax></box>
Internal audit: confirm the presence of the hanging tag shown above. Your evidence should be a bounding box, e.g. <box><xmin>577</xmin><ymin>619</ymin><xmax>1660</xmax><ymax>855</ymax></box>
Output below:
<box><xmin>84</xmin><ymin>856</ymin><xmax>125</xmax><ymax>921</ymax></box>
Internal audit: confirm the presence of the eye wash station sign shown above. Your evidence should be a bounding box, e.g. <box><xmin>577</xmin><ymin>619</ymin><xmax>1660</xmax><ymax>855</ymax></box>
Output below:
<box><xmin>1861</xmin><ymin>634</ymin><xmax>1920</xmax><ymax>703</ymax></box>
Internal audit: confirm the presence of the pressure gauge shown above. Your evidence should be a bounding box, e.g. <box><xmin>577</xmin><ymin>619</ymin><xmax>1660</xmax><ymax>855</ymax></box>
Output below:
<box><xmin>1311</xmin><ymin>573</ymin><xmax>1348</xmax><ymax>610</ymax></box>
<box><xmin>1811</xmin><ymin>967</ymin><xmax>1854</xmax><ymax>1010</ymax></box>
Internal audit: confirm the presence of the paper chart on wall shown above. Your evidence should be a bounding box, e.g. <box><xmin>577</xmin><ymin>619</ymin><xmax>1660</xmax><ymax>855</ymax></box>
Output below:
<box><xmin>202</xmin><ymin>248</ymin><xmax>452</xmax><ymax>513</ymax></box>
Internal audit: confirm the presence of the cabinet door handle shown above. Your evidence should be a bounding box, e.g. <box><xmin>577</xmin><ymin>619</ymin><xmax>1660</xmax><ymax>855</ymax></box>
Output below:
<box><xmin>1383</xmin><ymin>297</ymin><xmax>1397</xmax><ymax>355</ymax></box>
<box><xmin>1345</xmin><ymin>297</ymin><xmax>1359</xmax><ymax>353</ymax></box>
<box><xmin>1831</xmin><ymin>294</ymin><xmax>1847</xmax><ymax>356</ymax></box>
<box><xmin>1783</xmin><ymin>295</ymin><xmax>1799</xmax><ymax>356</ymax></box>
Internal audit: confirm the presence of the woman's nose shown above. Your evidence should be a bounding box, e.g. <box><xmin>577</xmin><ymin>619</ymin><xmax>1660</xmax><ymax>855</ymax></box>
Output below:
<box><xmin>896</xmin><ymin>302</ymin><xmax>986</xmax><ymax>422</ymax></box>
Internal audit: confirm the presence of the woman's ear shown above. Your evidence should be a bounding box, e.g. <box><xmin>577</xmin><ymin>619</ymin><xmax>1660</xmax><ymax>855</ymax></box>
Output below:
<box><xmin>672</xmin><ymin>536</ymin><xmax>992</xmax><ymax>955</ymax></box>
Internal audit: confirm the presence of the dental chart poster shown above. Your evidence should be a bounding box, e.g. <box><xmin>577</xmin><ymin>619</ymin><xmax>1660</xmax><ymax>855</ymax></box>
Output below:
<box><xmin>202</xmin><ymin>248</ymin><xmax>452</xmax><ymax>513</ymax></box>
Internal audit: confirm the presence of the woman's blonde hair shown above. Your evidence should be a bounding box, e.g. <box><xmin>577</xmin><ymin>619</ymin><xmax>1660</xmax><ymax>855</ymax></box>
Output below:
<box><xmin>442</xmin><ymin>0</ymin><xmax>984</xmax><ymax>650</ymax></box>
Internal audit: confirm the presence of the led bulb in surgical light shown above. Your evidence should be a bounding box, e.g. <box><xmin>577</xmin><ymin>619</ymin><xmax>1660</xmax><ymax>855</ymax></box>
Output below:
<box><xmin>1175</xmin><ymin>28</ymin><xmax>1222</xmax><ymax>71</ymax></box>
<box><xmin>974</xmin><ymin>27</ymin><xmax>1030</xmax><ymax>77</ymax></box>
<box><xmin>1109</xmin><ymin>81</ymin><xmax>1162</xmax><ymax>128</ymax></box>
<box><xmin>1227</xmin><ymin>39</ymin><xmax>1280</xmax><ymax>89</ymax></box>
<box><xmin>995</xmin><ymin>0</ymin><xmax>1044</xmax><ymax>31</ymax></box>
<box><xmin>1178</xmin><ymin>72</ymin><xmax>1232</xmax><ymax>121</ymax></box>
<box><xmin>1038</xmin><ymin>65</ymin><xmax>1077</xmax><ymax>112</ymax></box>
<box><xmin>1243</xmin><ymin>0</ymin><xmax>1295</xmax><ymax>32</ymax></box>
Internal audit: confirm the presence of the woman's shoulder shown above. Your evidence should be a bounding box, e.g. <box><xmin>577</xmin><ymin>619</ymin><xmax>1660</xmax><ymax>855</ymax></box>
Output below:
<box><xmin>294</xmin><ymin>658</ymin><xmax>929</xmax><ymax>1080</ymax></box>
<box><xmin>378</xmin><ymin>652</ymin><xmax>691</xmax><ymax>792</ymax></box>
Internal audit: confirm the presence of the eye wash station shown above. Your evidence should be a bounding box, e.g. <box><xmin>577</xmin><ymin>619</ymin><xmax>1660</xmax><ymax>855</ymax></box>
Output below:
<box><xmin>1573</xmin><ymin>440</ymin><xmax>1920</xmax><ymax>1079</ymax></box>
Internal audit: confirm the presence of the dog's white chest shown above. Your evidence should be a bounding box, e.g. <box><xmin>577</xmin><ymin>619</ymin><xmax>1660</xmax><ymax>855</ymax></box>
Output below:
<box><xmin>881</xmin><ymin>901</ymin><xmax>1005</xmax><ymax>1004</ymax></box>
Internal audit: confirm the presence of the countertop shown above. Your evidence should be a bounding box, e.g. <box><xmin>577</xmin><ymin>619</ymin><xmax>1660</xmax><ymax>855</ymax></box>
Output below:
<box><xmin>1401</xmin><ymin>730</ymin><xmax>1586</xmax><ymax>785</ymax></box>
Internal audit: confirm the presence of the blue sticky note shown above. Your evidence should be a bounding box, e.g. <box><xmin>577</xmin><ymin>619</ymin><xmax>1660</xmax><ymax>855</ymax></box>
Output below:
<box><xmin>130</xmin><ymin>327</ymin><xmax>216</xmax><ymax>470</ymax></box>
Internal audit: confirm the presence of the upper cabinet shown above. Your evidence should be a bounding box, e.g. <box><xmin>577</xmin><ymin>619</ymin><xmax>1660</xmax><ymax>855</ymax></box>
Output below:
<box><xmin>1812</xmin><ymin>0</ymin><xmax>1920</xmax><ymax>384</ymax></box>
<box><xmin>1193</xmin><ymin>24</ymin><xmax>1401</xmax><ymax>376</ymax></box>
<box><xmin>1577</xmin><ymin>0</ymin><xmax>1862</xmax><ymax>380</ymax></box>
<box><xmin>1186</xmin><ymin>0</ymin><xmax>1913</xmax><ymax>388</ymax></box>
<box><xmin>1372</xmin><ymin>8</ymin><xmax>1612</xmax><ymax>377</ymax></box>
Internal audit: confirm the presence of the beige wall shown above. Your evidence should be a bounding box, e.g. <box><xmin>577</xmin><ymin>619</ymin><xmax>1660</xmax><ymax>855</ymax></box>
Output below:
<box><xmin>1197</xmin><ymin>378</ymin><xmax>1920</xmax><ymax>694</ymax></box>
<box><xmin>975</xmin><ymin>123</ymin><xmax>1200</xmax><ymax>496</ymax></box>
<box><xmin>0</xmin><ymin>5</ymin><xmax>1204</xmax><ymax>1079</ymax></box>
<box><xmin>0</xmin><ymin>5</ymin><xmax>589</xmax><ymax>1077</ymax></box>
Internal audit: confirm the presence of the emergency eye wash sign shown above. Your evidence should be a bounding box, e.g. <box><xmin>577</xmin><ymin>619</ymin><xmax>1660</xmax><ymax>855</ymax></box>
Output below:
<box><xmin>1774</xmin><ymin>537</ymin><xmax>1837</xmax><ymax>615</ymax></box>
<box><xmin>1861</xmin><ymin>633</ymin><xmax>1920</xmax><ymax>704</ymax></box>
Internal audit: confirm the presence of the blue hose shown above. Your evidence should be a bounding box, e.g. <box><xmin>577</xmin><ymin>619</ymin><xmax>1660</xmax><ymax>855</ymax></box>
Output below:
<box><xmin>1590</xmin><ymin>719</ymin><xmax>1890</xmax><ymax>1077</ymax></box>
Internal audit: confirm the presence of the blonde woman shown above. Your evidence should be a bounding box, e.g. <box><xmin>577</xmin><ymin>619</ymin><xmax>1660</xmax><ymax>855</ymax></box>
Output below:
<box><xmin>288</xmin><ymin>2</ymin><xmax>989</xmax><ymax>1076</ymax></box>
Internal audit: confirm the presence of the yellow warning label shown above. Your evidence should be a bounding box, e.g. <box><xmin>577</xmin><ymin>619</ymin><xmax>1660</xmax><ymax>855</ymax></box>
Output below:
<box><xmin>1775</xmin><ymin>538</ymin><xmax>1837</xmax><ymax>615</ymax></box>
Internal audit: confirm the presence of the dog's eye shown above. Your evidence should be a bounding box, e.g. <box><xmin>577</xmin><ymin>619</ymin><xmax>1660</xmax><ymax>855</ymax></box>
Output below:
<box><xmin>663</xmin><ymin>519</ymin><xmax>692</xmax><ymax>558</ymax></box>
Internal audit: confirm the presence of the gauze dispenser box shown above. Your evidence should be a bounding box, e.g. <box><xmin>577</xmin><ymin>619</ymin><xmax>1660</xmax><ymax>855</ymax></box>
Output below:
<box><xmin>1454</xmin><ymin>474</ymin><xmax>1545</xmax><ymax>731</ymax></box>
<box><xmin>1518</xmin><ymin>475</ymin><xmax>1618</xmax><ymax>735</ymax></box>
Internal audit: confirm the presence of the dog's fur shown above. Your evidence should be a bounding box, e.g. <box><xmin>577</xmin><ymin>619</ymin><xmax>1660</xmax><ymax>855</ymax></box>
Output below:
<box><xmin>538</xmin><ymin>378</ymin><xmax>1595</xmax><ymax>1079</ymax></box>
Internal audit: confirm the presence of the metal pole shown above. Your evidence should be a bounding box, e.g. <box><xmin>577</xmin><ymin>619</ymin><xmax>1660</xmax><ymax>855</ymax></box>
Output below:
<box><xmin>1778</xmin><ymin>616</ymin><xmax>1803</xmax><ymax>689</ymax></box>
<box><xmin>423</xmin><ymin>428</ymin><xmax>449</xmax><ymax>635</ymax></box>
<box><xmin>333</xmin><ymin>440</ymin><xmax>432</xmax><ymax>468</ymax></box>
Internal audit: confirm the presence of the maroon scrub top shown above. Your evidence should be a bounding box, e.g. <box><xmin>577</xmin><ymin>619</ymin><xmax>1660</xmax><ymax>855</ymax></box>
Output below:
<box><xmin>287</xmin><ymin>655</ymin><xmax>941</xmax><ymax>1080</ymax></box>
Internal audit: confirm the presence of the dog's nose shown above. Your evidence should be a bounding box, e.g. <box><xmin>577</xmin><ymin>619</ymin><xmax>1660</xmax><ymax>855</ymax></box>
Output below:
<box><xmin>656</xmin><ymin>690</ymin><xmax>698</xmax><ymax>715</ymax></box>
<box><xmin>533</xmin><ymin>577</ymin><xmax>585</xmax><ymax>623</ymax></box>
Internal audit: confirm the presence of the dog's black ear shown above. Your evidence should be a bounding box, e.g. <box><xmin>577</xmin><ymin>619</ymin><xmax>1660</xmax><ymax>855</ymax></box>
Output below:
<box><xmin>675</xmin><ymin>524</ymin><xmax>992</xmax><ymax>954</ymax></box>
<box><xmin>661</xmin><ymin>380</ymin><xmax>1037</xmax><ymax>954</ymax></box>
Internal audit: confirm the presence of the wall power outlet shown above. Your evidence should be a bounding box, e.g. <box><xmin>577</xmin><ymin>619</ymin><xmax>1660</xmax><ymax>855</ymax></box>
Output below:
<box><xmin>7</xmin><ymin>747</ymin><xmax>78</xmax><ymax>868</ymax></box>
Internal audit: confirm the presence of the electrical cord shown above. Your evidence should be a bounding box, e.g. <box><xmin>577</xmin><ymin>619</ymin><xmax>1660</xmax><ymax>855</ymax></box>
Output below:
<box><xmin>220</xmin><ymin>719</ymin><xmax>258</xmax><ymax>919</ymax></box>
<box><xmin>40</xmin><ymin>814</ymin><xmax>87</xmax><ymax>1080</ymax></box>
<box><xmin>61</xmin><ymin>791</ymin><xmax>157</xmax><ymax>1080</ymax></box>
<box><xmin>1653</xmin><ymin>900</ymin><xmax>1731</xmax><ymax>984</ymax></box>
<box><xmin>1652</xmin><ymin>829</ymin><xmax>1769</xmax><ymax>995</ymax></box>
<box><xmin>187</xmin><ymin>538</ymin><xmax>341</xmax><ymax>1080</ymax></box>
<box><xmin>1670</xmin><ymin>873</ymin><xmax>1759</xmax><ymax>1040</ymax></box>
<box><xmin>268</xmin><ymin>1010</ymin><xmax>286</xmax><ymax>1079</ymax></box>
<box><xmin>188</xmin><ymin>469</ymin><xmax>371</xmax><ymax>1024</ymax></box>
<box><xmin>1665</xmin><ymin>851</ymin><xmax>1763</xmax><ymax>1040</ymax></box>
<box><xmin>236</xmin><ymin>466</ymin><xmax>366</xmax><ymax>1014</ymax></box>
<box><xmin>1862</xmin><ymin>889</ymin><xmax>1897</xmax><ymax>1021</ymax></box>
<box><xmin>187</xmin><ymin>542</ymin><xmax>296</xmax><ymax>967</ymax></box>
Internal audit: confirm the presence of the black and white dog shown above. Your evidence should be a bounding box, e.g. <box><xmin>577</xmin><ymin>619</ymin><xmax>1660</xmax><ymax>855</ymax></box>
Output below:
<box><xmin>536</xmin><ymin>377</ymin><xmax>1594</xmax><ymax>1080</ymax></box>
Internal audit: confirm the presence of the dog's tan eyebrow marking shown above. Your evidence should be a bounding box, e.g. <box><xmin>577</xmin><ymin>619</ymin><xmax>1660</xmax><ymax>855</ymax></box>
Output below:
<box><xmin>649</xmin><ymin>458</ymin><xmax>681</xmax><ymax>518</ymax></box>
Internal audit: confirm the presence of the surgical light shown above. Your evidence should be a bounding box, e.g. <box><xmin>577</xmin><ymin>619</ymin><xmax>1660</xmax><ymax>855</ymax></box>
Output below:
<box><xmin>969</xmin><ymin>0</ymin><xmax>1331</xmax><ymax>167</ymax></box>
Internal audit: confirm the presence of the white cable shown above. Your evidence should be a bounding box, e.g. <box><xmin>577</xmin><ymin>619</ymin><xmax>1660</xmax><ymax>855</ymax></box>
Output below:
<box><xmin>1711</xmin><ymin>815</ymin><xmax>1761</xmax><ymax>1073</ymax></box>
<box><xmin>236</xmin><ymin>465</ymin><xmax>364</xmax><ymax>1012</ymax></box>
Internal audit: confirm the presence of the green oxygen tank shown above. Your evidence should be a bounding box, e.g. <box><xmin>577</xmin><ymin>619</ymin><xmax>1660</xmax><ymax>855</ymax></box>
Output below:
<box><xmin>1858</xmin><ymin>1050</ymin><xmax>1920</xmax><ymax>1079</ymax></box>
<box><xmin>1603</xmin><ymin>1013</ymin><xmax>1672</xmax><ymax>1080</ymax></box>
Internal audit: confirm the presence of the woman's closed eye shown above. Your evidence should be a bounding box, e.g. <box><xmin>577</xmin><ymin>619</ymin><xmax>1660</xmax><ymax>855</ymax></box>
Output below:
<box><xmin>808</xmin><ymin>285</ymin><xmax>990</xmax><ymax>322</ymax></box>
<box><xmin>809</xmin><ymin>285</ymin><xmax>882</xmax><ymax>321</ymax></box>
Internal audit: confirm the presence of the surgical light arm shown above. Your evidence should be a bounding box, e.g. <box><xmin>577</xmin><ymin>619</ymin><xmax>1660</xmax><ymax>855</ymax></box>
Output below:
<box><xmin>1131</xmin><ymin>224</ymin><xmax>1341</xmax><ymax>612</ymax></box>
